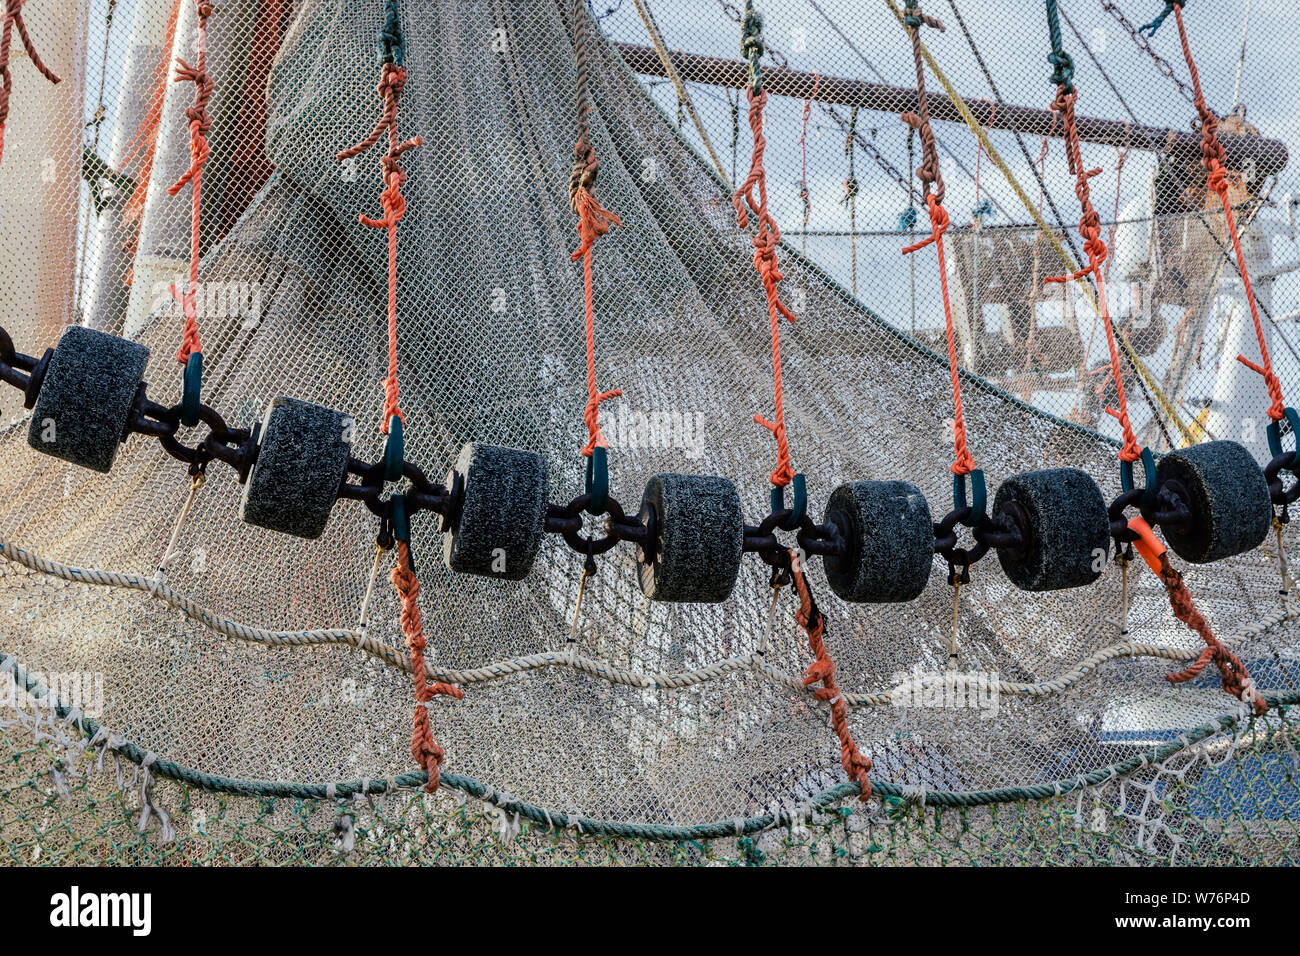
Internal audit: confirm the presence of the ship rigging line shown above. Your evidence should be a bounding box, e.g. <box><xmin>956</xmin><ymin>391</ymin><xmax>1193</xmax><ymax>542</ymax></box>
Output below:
<box><xmin>805</xmin><ymin>0</ymin><xmax>1014</xmax><ymax>222</ymax></box>
<box><xmin>938</xmin><ymin>0</ymin><xmax>1084</xmax><ymax>269</ymax></box>
<box><xmin>1066</xmin><ymin>3</ymin><xmax>1300</xmax><ymax>375</ymax></box>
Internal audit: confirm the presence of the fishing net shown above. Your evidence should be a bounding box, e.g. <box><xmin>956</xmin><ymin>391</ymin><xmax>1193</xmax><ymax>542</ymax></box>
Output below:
<box><xmin>0</xmin><ymin>0</ymin><xmax>1297</xmax><ymax>866</ymax></box>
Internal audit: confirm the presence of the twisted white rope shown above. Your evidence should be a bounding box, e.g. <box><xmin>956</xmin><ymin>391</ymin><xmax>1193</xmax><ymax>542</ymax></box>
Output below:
<box><xmin>1</xmin><ymin>540</ymin><xmax>1292</xmax><ymax>709</ymax></box>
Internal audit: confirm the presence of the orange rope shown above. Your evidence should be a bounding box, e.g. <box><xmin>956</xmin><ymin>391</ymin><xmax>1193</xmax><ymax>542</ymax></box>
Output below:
<box><xmin>1152</xmin><ymin>556</ymin><xmax>1266</xmax><ymax>716</ymax></box>
<box><xmin>735</xmin><ymin>87</ymin><xmax>799</xmax><ymax>487</ymax></box>
<box><xmin>899</xmin><ymin>5</ymin><xmax>973</xmax><ymax>476</ymax></box>
<box><xmin>1171</xmin><ymin>4</ymin><xmax>1285</xmax><ymax>422</ymax></box>
<box><xmin>790</xmin><ymin>550</ymin><xmax>873</xmax><ymax>801</ymax></box>
<box><xmin>0</xmin><ymin>0</ymin><xmax>60</xmax><ymax>168</ymax></box>
<box><xmin>164</xmin><ymin>1</ymin><xmax>214</xmax><ymax>366</ymax></box>
<box><xmin>1043</xmin><ymin>85</ymin><xmax>1142</xmax><ymax>464</ymax></box>
<box><xmin>337</xmin><ymin>63</ymin><xmax>421</xmax><ymax>433</ymax></box>
<box><xmin>569</xmin><ymin>0</ymin><xmax>621</xmax><ymax>458</ymax></box>
<box><xmin>392</xmin><ymin>541</ymin><xmax>465</xmax><ymax>792</ymax></box>
<box><xmin>570</xmin><ymin>183</ymin><xmax>622</xmax><ymax>456</ymax></box>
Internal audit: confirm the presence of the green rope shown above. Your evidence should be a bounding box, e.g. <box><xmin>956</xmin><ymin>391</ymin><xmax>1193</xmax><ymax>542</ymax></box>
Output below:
<box><xmin>740</xmin><ymin>0</ymin><xmax>764</xmax><ymax>94</ymax></box>
<box><xmin>1043</xmin><ymin>0</ymin><xmax>1075</xmax><ymax>92</ymax></box>
<box><xmin>1138</xmin><ymin>1</ymin><xmax>1179</xmax><ymax>39</ymax></box>
<box><xmin>2</xmin><ymin>648</ymin><xmax>1294</xmax><ymax>843</ymax></box>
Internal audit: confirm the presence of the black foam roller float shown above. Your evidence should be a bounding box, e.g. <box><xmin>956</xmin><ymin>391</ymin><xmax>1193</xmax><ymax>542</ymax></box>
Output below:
<box><xmin>442</xmin><ymin>442</ymin><xmax>548</xmax><ymax>580</ymax></box>
<box><xmin>822</xmin><ymin>480</ymin><xmax>933</xmax><ymax>603</ymax></box>
<box><xmin>994</xmin><ymin>468</ymin><xmax>1110</xmax><ymax>591</ymax></box>
<box><xmin>27</xmin><ymin>325</ymin><xmax>149</xmax><ymax>473</ymax></box>
<box><xmin>240</xmin><ymin>397</ymin><xmax>352</xmax><ymax>539</ymax></box>
<box><xmin>636</xmin><ymin>473</ymin><xmax>743</xmax><ymax>603</ymax></box>
<box><xmin>1156</xmin><ymin>440</ymin><xmax>1272</xmax><ymax>564</ymax></box>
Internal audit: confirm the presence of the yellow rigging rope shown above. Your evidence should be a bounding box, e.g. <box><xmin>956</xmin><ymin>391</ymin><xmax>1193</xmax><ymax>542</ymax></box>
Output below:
<box><xmin>882</xmin><ymin>0</ymin><xmax>1198</xmax><ymax>446</ymax></box>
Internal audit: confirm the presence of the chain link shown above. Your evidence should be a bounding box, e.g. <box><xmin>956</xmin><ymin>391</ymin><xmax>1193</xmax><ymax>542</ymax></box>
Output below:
<box><xmin>1100</xmin><ymin>0</ymin><xmax>1195</xmax><ymax>106</ymax></box>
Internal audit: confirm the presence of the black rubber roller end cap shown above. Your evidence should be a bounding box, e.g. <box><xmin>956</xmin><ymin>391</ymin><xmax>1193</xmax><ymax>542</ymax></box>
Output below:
<box><xmin>637</xmin><ymin>473</ymin><xmax>743</xmax><ymax>603</ymax></box>
<box><xmin>822</xmin><ymin>480</ymin><xmax>933</xmax><ymax>603</ymax></box>
<box><xmin>994</xmin><ymin>467</ymin><xmax>1110</xmax><ymax>592</ymax></box>
<box><xmin>240</xmin><ymin>397</ymin><xmax>352</xmax><ymax>539</ymax></box>
<box><xmin>27</xmin><ymin>325</ymin><xmax>150</xmax><ymax>473</ymax></box>
<box><xmin>1156</xmin><ymin>440</ymin><xmax>1272</xmax><ymax>564</ymax></box>
<box><xmin>442</xmin><ymin>442</ymin><xmax>548</xmax><ymax>580</ymax></box>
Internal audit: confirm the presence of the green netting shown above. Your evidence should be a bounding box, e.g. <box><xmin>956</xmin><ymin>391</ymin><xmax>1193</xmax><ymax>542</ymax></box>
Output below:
<box><xmin>3</xmin><ymin>652</ymin><xmax>1297</xmax><ymax>865</ymax></box>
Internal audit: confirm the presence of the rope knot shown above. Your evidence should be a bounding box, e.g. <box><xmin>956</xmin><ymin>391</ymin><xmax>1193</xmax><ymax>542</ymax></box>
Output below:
<box><xmin>903</xmin><ymin>2</ymin><xmax>943</xmax><ymax>31</ymax></box>
<box><xmin>569</xmin><ymin>142</ymin><xmax>599</xmax><ymax>198</ymax></box>
<box><xmin>901</xmin><ymin>193</ymin><xmax>948</xmax><ymax>255</ymax></box>
<box><xmin>1047</xmin><ymin>49</ymin><xmax>1074</xmax><ymax>91</ymax></box>
<box><xmin>582</xmin><ymin>387</ymin><xmax>622</xmax><ymax>456</ymax></box>
<box><xmin>1138</xmin><ymin>1</ymin><xmax>1178</xmax><ymax>38</ymax></box>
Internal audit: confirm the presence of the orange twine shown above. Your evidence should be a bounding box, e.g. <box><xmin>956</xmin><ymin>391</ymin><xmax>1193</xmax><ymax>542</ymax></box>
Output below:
<box><xmin>337</xmin><ymin>62</ymin><xmax>421</xmax><ymax>433</ymax></box>
<box><xmin>791</xmin><ymin>550</ymin><xmax>873</xmax><ymax>801</ymax></box>
<box><xmin>1171</xmin><ymin>4</ymin><xmax>1285</xmax><ymax>422</ymax></box>
<box><xmin>735</xmin><ymin>87</ymin><xmax>799</xmax><ymax>488</ymax></box>
<box><xmin>392</xmin><ymin>542</ymin><xmax>465</xmax><ymax>792</ymax></box>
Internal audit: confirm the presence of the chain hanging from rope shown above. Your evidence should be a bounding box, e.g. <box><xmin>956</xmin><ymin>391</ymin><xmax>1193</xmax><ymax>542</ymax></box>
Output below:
<box><xmin>1145</xmin><ymin>1</ymin><xmax>1286</xmax><ymax>424</ymax></box>
<box><xmin>164</xmin><ymin>1</ymin><xmax>215</xmax><ymax>367</ymax></box>
<box><xmin>336</xmin><ymin>0</ymin><xmax>420</xmax><ymax>435</ymax></box>
<box><xmin>1100</xmin><ymin>0</ymin><xmax>1195</xmax><ymax>105</ymax></box>
<box><xmin>570</xmin><ymin>0</ymin><xmax>622</xmax><ymax>457</ymax></box>
<box><xmin>1042</xmin><ymin>0</ymin><xmax>1141</xmax><ymax>466</ymax></box>
<box><xmin>898</xmin><ymin>2</ymin><xmax>973</xmax><ymax>478</ymax></box>
<box><xmin>734</xmin><ymin>1</ymin><xmax>798</xmax><ymax>489</ymax></box>
<box><xmin>0</xmin><ymin>0</ymin><xmax>60</xmax><ymax>169</ymax></box>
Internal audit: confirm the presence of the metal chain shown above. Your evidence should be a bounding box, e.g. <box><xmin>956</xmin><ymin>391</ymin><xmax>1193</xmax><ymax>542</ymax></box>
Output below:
<box><xmin>1099</xmin><ymin>0</ymin><xmax>1195</xmax><ymax>106</ymax></box>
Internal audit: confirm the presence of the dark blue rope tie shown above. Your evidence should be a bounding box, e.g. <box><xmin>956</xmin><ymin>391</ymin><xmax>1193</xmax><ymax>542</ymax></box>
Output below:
<box><xmin>1138</xmin><ymin>1</ymin><xmax>1179</xmax><ymax>39</ymax></box>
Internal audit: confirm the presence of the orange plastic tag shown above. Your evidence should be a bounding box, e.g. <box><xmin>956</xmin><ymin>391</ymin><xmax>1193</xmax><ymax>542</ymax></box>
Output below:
<box><xmin>1126</xmin><ymin>516</ymin><xmax>1167</xmax><ymax>575</ymax></box>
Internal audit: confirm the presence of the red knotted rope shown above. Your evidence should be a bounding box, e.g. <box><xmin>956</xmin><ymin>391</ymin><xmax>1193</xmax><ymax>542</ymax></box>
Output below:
<box><xmin>1153</xmin><ymin>556</ymin><xmax>1266</xmax><ymax>716</ymax></box>
<box><xmin>1044</xmin><ymin>85</ymin><xmax>1142</xmax><ymax>464</ymax></box>
<box><xmin>1171</xmin><ymin>4</ymin><xmax>1284</xmax><ymax>422</ymax></box>
<box><xmin>899</xmin><ymin>5</ymin><xmax>974</xmax><ymax>477</ymax></box>
<box><xmin>790</xmin><ymin>551</ymin><xmax>873</xmax><ymax>801</ymax></box>
<box><xmin>392</xmin><ymin>542</ymin><xmax>466</xmax><ymax>792</ymax></box>
<box><xmin>0</xmin><ymin>0</ymin><xmax>60</xmax><ymax>168</ymax></box>
<box><xmin>164</xmin><ymin>1</ymin><xmax>216</xmax><ymax>366</ymax></box>
<box><xmin>337</xmin><ymin>62</ymin><xmax>421</xmax><ymax>433</ymax></box>
<box><xmin>735</xmin><ymin>86</ymin><xmax>799</xmax><ymax>488</ymax></box>
<box><xmin>569</xmin><ymin>0</ymin><xmax>621</xmax><ymax>457</ymax></box>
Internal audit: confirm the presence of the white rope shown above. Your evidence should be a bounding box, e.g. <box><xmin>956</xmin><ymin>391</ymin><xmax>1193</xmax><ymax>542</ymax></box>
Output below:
<box><xmin>154</xmin><ymin>473</ymin><xmax>204</xmax><ymax>584</ymax></box>
<box><xmin>1</xmin><ymin>539</ymin><xmax>1293</xmax><ymax>709</ymax></box>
